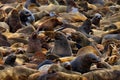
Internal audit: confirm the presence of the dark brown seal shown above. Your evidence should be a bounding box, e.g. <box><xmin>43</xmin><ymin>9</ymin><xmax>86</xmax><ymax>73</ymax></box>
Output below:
<box><xmin>5</xmin><ymin>9</ymin><xmax>23</xmax><ymax>33</ymax></box>
<box><xmin>27</xmin><ymin>32</ymin><xmax>42</xmax><ymax>53</ymax></box>
<box><xmin>51</xmin><ymin>31</ymin><xmax>72</xmax><ymax>57</ymax></box>
<box><xmin>70</xmin><ymin>53</ymin><xmax>100</xmax><ymax>73</ymax></box>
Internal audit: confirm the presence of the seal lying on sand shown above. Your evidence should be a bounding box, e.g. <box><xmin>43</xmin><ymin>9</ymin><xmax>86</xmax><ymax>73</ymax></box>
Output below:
<box><xmin>70</xmin><ymin>53</ymin><xmax>100</xmax><ymax>73</ymax></box>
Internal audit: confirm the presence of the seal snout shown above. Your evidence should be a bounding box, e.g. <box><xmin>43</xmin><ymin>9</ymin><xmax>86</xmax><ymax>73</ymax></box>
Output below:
<box><xmin>91</xmin><ymin>56</ymin><xmax>101</xmax><ymax>63</ymax></box>
<box><xmin>94</xmin><ymin>13</ymin><xmax>102</xmax><ymax>19</ymax></box>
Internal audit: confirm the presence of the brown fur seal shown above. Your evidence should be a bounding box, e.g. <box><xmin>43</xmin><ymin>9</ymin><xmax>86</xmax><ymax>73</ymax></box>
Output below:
<box><xmin>27</xmin><ymin>32</ymin><xmax>42</xmax><ymax>53</ymax></box>
<box><xmin>33</xmin><ymin>11</ymin><xmax>49</xmax><ymax>21</ymax></box>
<box><xmin>51</xmin><ymin>31</ymin><xmax>72</xmax><ymax>57</ymax></box>
<box><xmin>103</xmin><ymin>22</ymin><xmax>120</xmax><ymax>31</ymax></box>
<box><xmin>35</xmin><ymin>17</ymin><xmax>63</xmax><ymax>31</ymax></box>
<box><xmin>78</xmin><ymin>19</ymin><xmax>92</xmax><ymax>38</ymax></box>
<box><xmin>0</xmin><ymin>32</ymin><xmax>10</xmax><ymax>47</ymax></box>
<box><xmin>38</xmin><ymin>71</ymin><xmax>87</xmax><ymax>80</ymax></box>
<box><xmin>104</xmin><ymin>55</ymin><xmax>119</xmax><ymax>65</ymax></box>
<box><xmin>70</xmin><ymin>31</ymin><xmax>91</xmax><ymax>47</ymax></box>
<box><xmin>5</xmin><ymin>9</ymin><xmax>23</xmax><ymax>33</ymax></box>
<box><xmin>102</xmin><ymin>34</ymin><xmax>120</xmax><ymax>43</ymax></box>
<box><xmin>45</xmin><ymin>63</ymin><xmax>82</xmax><ymax>78</ymax></box>
<box><xmin>0</xmin><ymin>22</ymin><xmax>9</xmax><ymax>33</ymax></box>
<box><xmin>102</xmin><ymin>39</ymin><xmax>120</xmax><ymax>54</ymax></box>
<box><xmin>70</xmin><ymin>53</ymin><xmax>100</xmax><ymax>73</ymax></box>
<box><xmin>83</xmin><ymin>69</ymin><xmax>120</xmax><ymax>80</ymax></box>
<box><xmin>0</xmin><ymin>66</ymin><xmax>38</xmax><ymax>80</ymax></box>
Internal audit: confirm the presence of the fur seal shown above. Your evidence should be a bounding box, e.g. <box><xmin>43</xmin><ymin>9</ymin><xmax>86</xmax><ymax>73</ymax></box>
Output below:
<box><xmin>103</xmin><ymin>22</ymin><xmax>120</xmax><ymax>31</ymax></box>
<box><xmin>5</xmin><ymin>9</ymin><xmax>23</xmax><ymax>33</ymax></box>
<box><xmin>47</xmin><ymin>63</ymin><xmax>82</xmax><ymax>75</ymax></box>
<box><xmin>38</xmin><ymin>71</ymin><xmax>87</xmax><ymax>80</ymax></box>
<box><xmin>19</xmin><ymin>8</ymin><xmax>35</xmax><ymax>26</ymax></box>
<box><xmin>70</xmin><ymin>53</ymin><xmax>100</xmax><ymax>73</ymax></box>
<box><xmin>70</xmin><ymin>31</ymin><xmax>91</xmax><ymax>48</ymax></box>
<box><xmin>91</xmin><ymin>13</ymin><xmax>102</xmax><ymax>27</ymax></box>
<box><xmin>78</xmin><ymin>19</ymin><xmax>92</xmax><ymax>38</ymax></box>
<box><xmin>83</xmin><ymin>69</ymin><xmax>120</xmax><ymax>80</ymax></box>
<box><xmin>102</xmin><ymin>34</ymin><xmax>120</xmax><ymax>43</ymax></box>
<box><xmin>35</xmin><ymin>17</ymin><xmax>63</xmax><ymax>31</ymax></box>
<box><xmin>0</xmin><ymin>66</ymin><xmax>38</xmax><ymax>80</ymax></box>
<box><xmin>0</xmin><ymin>32</ymin><xmax>10</xmax><ymax>47</ymax></box>
<box><xmin>27</xmin><ymin>32</ymin><xmax>42</xmax><ymax>53</ymax></box>
<box><xmin>51</xmin><ymin>31</ymin><xmax>72</xmax><ymax>57</ymax></box>
<box><xmin>4</xmin><ymin>54</ymin><xmax>16</xmax><ymax>66</ymax></box>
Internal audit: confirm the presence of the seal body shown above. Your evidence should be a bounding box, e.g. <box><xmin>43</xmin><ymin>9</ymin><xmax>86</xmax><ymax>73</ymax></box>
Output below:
<box><xmin>51</xmin><ymin>31</ymin><xmax>72</xmax><ymax>57</ymax></box>
<box><xmin>70</xmin><ymin>53</ymin><xmax>100</xmax><ymax>73</ymax></box>
<box><xmin>19</xmin><ymin>8</ymin><xmax>35</xmax><ymax>26</ymax></box>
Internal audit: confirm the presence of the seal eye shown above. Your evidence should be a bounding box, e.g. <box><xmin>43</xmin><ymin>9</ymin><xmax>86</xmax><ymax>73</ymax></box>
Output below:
<box><xmin>25</xmin><ymin>11</ymin><xmax>31</xmax><ymax>16</ymax></box>
<box><xmin>25</xmin><ymin>11</ymin><xmax>29</xmax><ymax>14</ymax></box>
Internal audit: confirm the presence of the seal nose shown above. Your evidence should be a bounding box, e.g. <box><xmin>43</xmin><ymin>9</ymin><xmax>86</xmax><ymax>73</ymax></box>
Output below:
<box><xmin>96</xmin><ymin>16</ymin><xmax>102</xmax><ymax>19</ymax></box>
<box><xmin>95</xmin><ymin>13</ymin><xmax>102</xmax><ymax>19</ymax></box>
